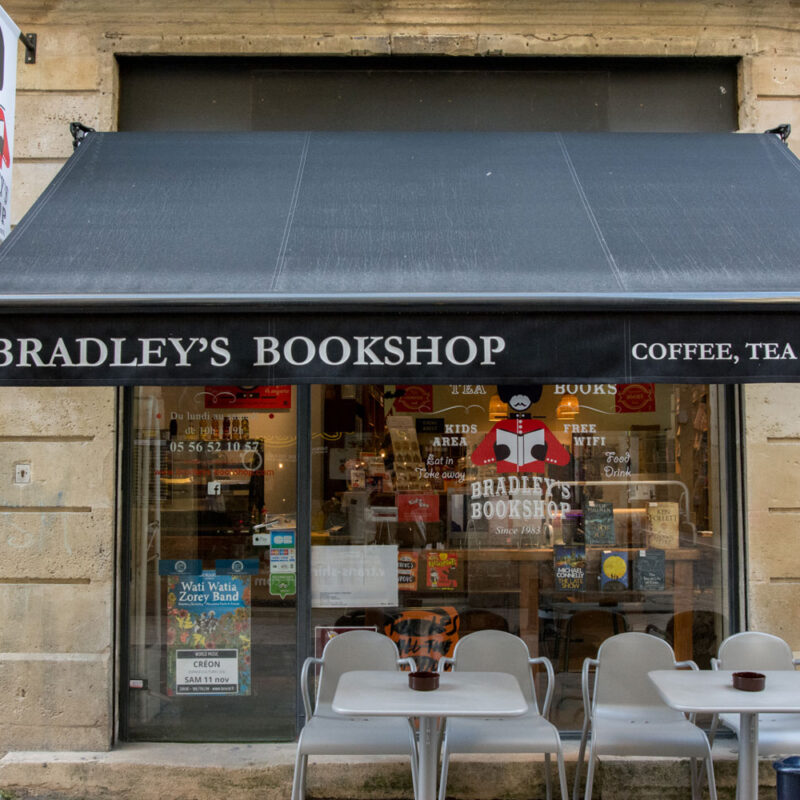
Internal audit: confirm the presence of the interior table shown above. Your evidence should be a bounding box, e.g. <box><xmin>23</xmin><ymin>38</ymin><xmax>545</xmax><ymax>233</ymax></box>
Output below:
<box><xmin>332</xmin><ymin>670</ymin><xmax>528</xmax><ymax>800</ymax></box>
<box><xmin>649</xmin><ymin>669</ymin><xmax>800</xmax><ymax>800</ymax></box>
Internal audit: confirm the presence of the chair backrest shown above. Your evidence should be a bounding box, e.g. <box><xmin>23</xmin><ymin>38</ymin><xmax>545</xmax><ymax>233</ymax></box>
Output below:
<box><xmin>593</xmin><ymin>632</ymin><xmax>677</xmax><ymax>711</ymax></box>
<box><xmin>717</xmin><ymin>631</ymin><xmax>795</xmax><ymax>671</ymax></box>
<box><xmin>449</xmin><ymin>630</ymin><xmax>537</xmax><ymax>708</ymax></box>
<box><xmin>317</xmin><ymin>630</ymin><xmax>401</xmax><ymax>707</ymax></box>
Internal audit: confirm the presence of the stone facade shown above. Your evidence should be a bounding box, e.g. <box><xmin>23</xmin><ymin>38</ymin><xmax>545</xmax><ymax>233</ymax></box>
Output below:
<box><xmin>0</xmin><ymin>0</ymin><xmax>798</xmax><ymax>754</ymax></box>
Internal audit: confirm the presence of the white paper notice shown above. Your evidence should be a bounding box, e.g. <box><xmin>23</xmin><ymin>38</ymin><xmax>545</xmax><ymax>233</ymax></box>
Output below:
<box><xmin>0</xmin><ymin>5</ymin><xmax>19</xmax><ymax>241</ymax></box>
<box><xmin>311</xmin><ymin>545</ymin><xmax>399</xmax><ymax>608</ymax></box>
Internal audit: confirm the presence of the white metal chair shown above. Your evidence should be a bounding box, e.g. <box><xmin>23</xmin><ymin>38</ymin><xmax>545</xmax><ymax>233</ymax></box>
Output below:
<box><xmin>292</xmin><ymin>630</ymin><xmax>418</xmax><ymax>800</ymax></box>
<box><xmin>573</xmin><ymin>632</ymin><xmax>717</xmax><ymax>800</ymax></box>
<box><xmin>437</xmin><ymin>630</ymin><xmax>568</xmax><ymax>800</ymax></box>
<box><xmin>710</xmin><ymin>631</ymin><xmax>800</xmax><ymax>755</ymax></box>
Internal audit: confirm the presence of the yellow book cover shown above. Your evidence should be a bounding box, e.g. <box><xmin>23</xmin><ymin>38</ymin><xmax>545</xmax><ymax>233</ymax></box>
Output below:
<box><xmin>647</xmin><ymin>502</ymin><xmax>680</xmax><ymax>549</ymax></box>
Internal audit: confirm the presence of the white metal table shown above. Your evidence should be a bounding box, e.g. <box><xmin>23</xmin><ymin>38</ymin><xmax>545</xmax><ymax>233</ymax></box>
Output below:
<box><xmin>332</xmin><ymin>670</ymin><xmax>528</xmax><ymax>800</ymax></box>
<box><xmin>649</xmin><ymin>669</ymin><xmax>800</xmax><ymax>800</ymax></box>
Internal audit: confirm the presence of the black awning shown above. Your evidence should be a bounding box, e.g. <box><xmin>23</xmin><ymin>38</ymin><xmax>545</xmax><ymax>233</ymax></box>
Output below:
<box><xmin>0</xmin><ymin>130</ymin><xmax>799</xmax><ymax>384</ymax></box>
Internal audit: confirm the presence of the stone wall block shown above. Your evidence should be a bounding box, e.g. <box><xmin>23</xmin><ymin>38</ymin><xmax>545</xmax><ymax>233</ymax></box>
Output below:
<box><xmin>0</xmin><ymin>439</ymin><xmax>115</xmax><ymax>508</ymax></box>
<box><xmin>751</xmin><ymin>57</ymin><xmax>800</xmax><ymax>96</ymax></box>
<box><xmin>0</xmin><ymin>581</ymin><xmax>112</xmax><ymax>652</ymax></box>
<box><xmin>0</xmin><ymin>386</ymin><xmax>115</xmax><ymax>437</ymax></box>
<box><xmin>745</xmin><ymin>508</ymin><xmax>800</xmax><ymax>583</ymax></box>
<box><xmin>0</xmin><ymin>508</ymin><xmax>114</xmax><ymax>580</ymax></box>
<box><xmin>11</xmin><ymin>159</ymin><xmax>66</xmax><ymax>225</ymax></box>
<box><xmin>0</xmin><ymin>655</ymin><xmax>111</xmax><ymax>749</ymax></box>
<box><xmin>15</xmin><ymin>26</ymin><xmax>100</xmax><ymax>91</ymax></box>
<box><xmin>748</xmin><ymin>581</ymin><xmax>800</xmax><ymax>650</ymax></box>
<box><xmin>15</xmin><ymin>92</ymin><xmax>102</xmax><ymax>159</ymax></box>
<box><xmin>745</xmin><ymin>442</ymin><xmax>800</xmax><ymax>506</ymax></box>
<box><xmin>744</xmin><ymin>384</ymin><xmax>800</xmax><ymax>439</ymax></box>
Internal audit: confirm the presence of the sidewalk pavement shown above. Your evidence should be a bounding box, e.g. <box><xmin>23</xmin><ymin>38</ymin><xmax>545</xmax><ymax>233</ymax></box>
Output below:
<box><xmin>0</xmin><ymin>740</ymin><xmax>758</xmax><ymax>800</ymax></box>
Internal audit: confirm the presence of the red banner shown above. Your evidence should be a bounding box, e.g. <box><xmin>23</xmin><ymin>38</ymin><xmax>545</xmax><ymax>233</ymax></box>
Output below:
<box><xmin>204</xmin><ymin>385</ymin><xmax>291</xmax><ymax>410</ymax></box>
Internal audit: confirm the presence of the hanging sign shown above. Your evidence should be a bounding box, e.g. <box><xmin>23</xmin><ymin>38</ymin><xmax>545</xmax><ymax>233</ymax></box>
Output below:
<box><xmin>0</xmin><ymin>5</ymin><xmax>19</xmax><ymax>241</ymax></box>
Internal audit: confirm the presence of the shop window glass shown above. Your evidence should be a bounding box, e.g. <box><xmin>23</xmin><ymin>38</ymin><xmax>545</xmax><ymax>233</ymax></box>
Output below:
<box><xmin>126</xmin><ymin>386</ymin><xmax>297</xmax><ymax>741</ymax></box>
<box><xmin>310</xmin><ymin>383</ymin><xmax>728</xmax><ymax>730</ymax></box>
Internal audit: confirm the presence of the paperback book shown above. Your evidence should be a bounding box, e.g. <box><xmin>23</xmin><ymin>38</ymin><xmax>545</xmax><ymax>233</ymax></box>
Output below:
<box><xmin>584</xmin><ymin>500</ymin><xmax>615</xmax><ymax>545</ymax></box>
<box><xmin>647</xmin><ymin>502</ymin><xmax>680</xmax><ymax>549</ymax></box>
<box><xmin>600</xmin><ymin>550</ymin><xmax>629</xmax><ymax>591</ymax></box>
<box><xmin>554</xmin><ymin>545</ymin><xmax>587</xmax><ymax>591</ymax></box>
<box><xmin>634</xmin><ymin>549</ymin><xmax>666</xmax><ymax>591</ymax></box>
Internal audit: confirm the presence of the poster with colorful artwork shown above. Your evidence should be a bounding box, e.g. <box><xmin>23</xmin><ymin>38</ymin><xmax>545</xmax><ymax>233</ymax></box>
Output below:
<box><xmin>166</xmin><ymin>571</ymin><xmax>251</xmax><ymax>696</ymax></box>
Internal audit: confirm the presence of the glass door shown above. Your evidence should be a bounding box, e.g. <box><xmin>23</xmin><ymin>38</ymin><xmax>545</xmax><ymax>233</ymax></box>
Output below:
<box><xmin>124</xmin><ymin>385</ymin><xmax>298</xmax><ymax>741</ymax></box>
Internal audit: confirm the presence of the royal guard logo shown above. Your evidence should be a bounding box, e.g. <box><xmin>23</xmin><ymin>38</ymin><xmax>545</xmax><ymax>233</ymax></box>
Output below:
<box><xmin>471</xmin><ymin>385</ymin><xmax>570</xmax><ymax>474</ymax></box>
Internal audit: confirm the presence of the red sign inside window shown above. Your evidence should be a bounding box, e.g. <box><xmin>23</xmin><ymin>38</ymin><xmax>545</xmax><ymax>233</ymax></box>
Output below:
<box><xmin>397</xmin><ymin>493</ymin><xmax>440</xmax><ymax>523</ymax></box>
<box><xmin>615</xmin><ymin>383</ymin><xmax>656</xmax><ymax>413</ymax></box>
<box><xmin>392</xmin><ymin>385</ymin><xmax>434</xmax><ymax>413</ymax></box>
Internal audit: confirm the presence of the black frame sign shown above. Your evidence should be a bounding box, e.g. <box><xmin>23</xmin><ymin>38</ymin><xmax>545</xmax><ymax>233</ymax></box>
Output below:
<box><xmin>0</xmin><ymin>309</ymin><xmax>797</xmax><ymax>385</ymax></box>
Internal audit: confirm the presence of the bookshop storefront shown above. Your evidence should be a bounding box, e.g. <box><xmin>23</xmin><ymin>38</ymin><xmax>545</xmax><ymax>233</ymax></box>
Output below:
<box><xmin>0</xmin><ymin>129</ymin><xmax>798</xmax><ymax>743</ymax></box>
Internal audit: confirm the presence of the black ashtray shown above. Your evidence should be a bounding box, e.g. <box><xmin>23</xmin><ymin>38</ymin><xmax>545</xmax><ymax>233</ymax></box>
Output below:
<box><xmin>409</xmin><ymin>671</ymin><xmax>439</xmax><ymax>691</ymax></box>
<box><xmin>733</xmin><ymin>671</ymin><xmax>766</xmax><ymax>691</ymax></box>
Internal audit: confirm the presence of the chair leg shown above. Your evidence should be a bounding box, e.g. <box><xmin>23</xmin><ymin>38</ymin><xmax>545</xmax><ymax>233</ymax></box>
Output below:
<box><xmin>555</xmin><ymin>744</ymin><xmax>569</xmax><ymax>800</ymax></box>
<box><xmin>572</xmin><ymin>715</ymin><xmax>590</xmax><ymax>800</ymax></box>
<box><xmin>689</xmin><ymin>757</ymin><xmax>698</xmax><ymax>800</ymax></box>
<box><xmin>705</xmin><ymin>752</ymin><xmax>718</xmax><ymax>800</ymax></box>
<box><xmin>544</xmin><ymin>752</ymin><xmax>552</xmax><ymax>800</ymax></box>
<box><xmin>583</xmin><ymin>743</ymin><xmax>597</xmax><ymax>800</ymax></box>
<box><xmin>291</xmin><ymin>751</ymin><xmax>307</xmax><ymax>800</ymax></box>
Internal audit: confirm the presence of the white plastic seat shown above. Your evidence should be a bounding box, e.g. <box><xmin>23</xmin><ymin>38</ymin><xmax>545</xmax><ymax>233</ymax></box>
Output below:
<box><xmin>437</xmin><ymin>630</ymin><xmax>568</xmax><ymax>800</ymax></box>
<box><xmin>292</xmin><ymin>630</ymin><xmax>418</xmax><ymax>800</ymax></box>
<box><xmin>573</xmin><ymin>632</ymin><xmax>717</xmax><ymax>800</ymax></box>
<box><xmin>710</xmin><ymin>631</ymin><xmax>800</xmax><ymax>755</ymax></box>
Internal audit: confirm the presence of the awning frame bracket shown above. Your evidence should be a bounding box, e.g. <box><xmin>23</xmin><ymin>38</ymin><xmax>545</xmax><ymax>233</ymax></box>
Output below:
<box><xmin>19</xmin><ymin>32</ymin><xmax>36</xmax><ymax>64</ymax></box>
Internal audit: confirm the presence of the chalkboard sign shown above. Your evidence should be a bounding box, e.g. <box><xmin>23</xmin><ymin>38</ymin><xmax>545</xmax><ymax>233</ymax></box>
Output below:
<box><xmin>416</xmin><ymin>418</ymin><xmax>445</xmax><ymax>434</ymax></box>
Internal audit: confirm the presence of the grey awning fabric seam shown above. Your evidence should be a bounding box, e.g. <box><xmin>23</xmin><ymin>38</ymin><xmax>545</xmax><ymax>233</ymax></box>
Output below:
<box><xmin>556</xmin><ymin>132</ymin><xmax>626</xmax><ymax>292</ymax></box>
<box><xmin>271</xmin><ymin>132</ymin><xmax>311</xmax><ymax>292</ymax></box>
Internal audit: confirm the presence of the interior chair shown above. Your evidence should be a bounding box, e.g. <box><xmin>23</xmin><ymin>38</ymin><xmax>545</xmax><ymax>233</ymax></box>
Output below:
<box><xmin>573</xmin><ymin>632</ymin><xmax>717</xmax><ymax>800</ymax></box>
<box><xmin>560</xmin><ymin>609</ymin><xmax>628</xmax><ymax>673</ymax></box>
<box><xmin>292</xmin><ymin>630</ymin><xmax>418</xmax><ymax>800</ymax></box>
<box><xmin>710</xmin><ymin>631</ymin><xmax>800</xmax><ymax>755</ymax></box>
<box><xmin>437</xmin><ymin>630</ymin><xmax>568</xmax><ymax>800</ymax></box>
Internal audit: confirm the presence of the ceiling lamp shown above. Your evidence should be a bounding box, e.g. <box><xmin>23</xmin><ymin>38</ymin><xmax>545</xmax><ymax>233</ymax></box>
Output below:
<box><xmin>556</xmin><ymin>394</ymin><xmax>580</xmax><ymax>419</ymax></box>
<box><xmin>489</xmin><ymin>394</ymin><xmax>508</xmax><ymax>422</ymax></box>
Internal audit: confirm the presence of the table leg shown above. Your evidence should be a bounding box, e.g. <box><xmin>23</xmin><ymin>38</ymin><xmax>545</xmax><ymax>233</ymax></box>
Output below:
<box><xmin>737</xmin><ymin>712</ymin><xmax>759</xmax><ymax>800</ymax></box>
<box><xmin>417</xmin><ymin>716</ymin><xmax>439</xmax><ymax>800</ymax></box>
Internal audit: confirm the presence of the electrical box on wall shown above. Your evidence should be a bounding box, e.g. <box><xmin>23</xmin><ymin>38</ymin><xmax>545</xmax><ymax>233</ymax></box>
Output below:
<box><xmin>14</xmin><ymin>463</ymin><xmax>31</xmax><ymax>484</ymax></box>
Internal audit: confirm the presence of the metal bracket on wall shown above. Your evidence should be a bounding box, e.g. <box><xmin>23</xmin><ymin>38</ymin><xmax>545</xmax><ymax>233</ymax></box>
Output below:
<box><xmin>19</xmin><ymin>32</ymin><xmax>36</xmax><ymax>64</ymax></box>
<box><xmin>765</xmin><ymin>123</ymin><xmax>791</xmax><ymax>143</ymax></box>
<box><xmin>70</xmin><ymin>122</ymin><xmax>96</xmax><ymax>150</ymax></box>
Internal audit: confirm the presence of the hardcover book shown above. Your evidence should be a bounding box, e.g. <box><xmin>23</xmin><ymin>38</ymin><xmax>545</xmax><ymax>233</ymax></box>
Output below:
<box><xmin>554</xmin><ymin>545</ymin><xmax>587</xmax><ymax>592</ymax></box>
<box><xmin>647</xmin><ymin>502</ymin><xmax>680</xmax><ymax>549</ymax></box>
<box><xmin>584</xmin><ymin>500</ymin><xmax>615</xmax><ymax>545</ymax></box>
<box><xmin>600</xmin><ymin>550</ymin><xmax>629</xmax><ymax>591</ymax></box>
<box><xmin>634</xmin><ymin>549</ymin><xmax>666</xmax><ymax>591</ymax></box>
